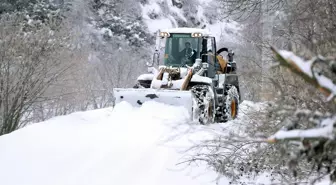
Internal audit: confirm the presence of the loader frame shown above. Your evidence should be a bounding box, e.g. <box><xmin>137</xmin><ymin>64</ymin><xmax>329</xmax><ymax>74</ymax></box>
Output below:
<box><xmin>113</xmin><ymin>28</ymin><xmax>241</xmax><ymax>124</ymax></box>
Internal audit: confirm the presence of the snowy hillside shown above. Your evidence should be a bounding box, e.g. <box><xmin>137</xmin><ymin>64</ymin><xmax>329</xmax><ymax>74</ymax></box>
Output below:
<box><xmin>95</xmin><ymin>0</ymin><xmax>242</xmax><ymax>48</ymax></box>
<box><xmin>141</xmin><ymin>0</ymin><xmax>241</xmax><ymax>44</ymax></box>
<box><xmin>0</xmin><ymin>100</ymin><xmax>260</xmax><ymax>185</ymax></box>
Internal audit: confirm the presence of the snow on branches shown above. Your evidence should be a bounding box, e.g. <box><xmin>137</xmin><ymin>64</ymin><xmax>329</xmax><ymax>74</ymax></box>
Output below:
<box><xmin>267</xmin><ymin>47</ymin><xmax>336</xmax><ymax>182</ymax></box>
<box><xmin>271</xmin><ymin>47</ymin><xmax>336</xmax><ymax>103</ymax></box>
<box><xmin>268</xmin><ymin>47</ymin><xmax>336</xmax><ymax>143</ymax></box>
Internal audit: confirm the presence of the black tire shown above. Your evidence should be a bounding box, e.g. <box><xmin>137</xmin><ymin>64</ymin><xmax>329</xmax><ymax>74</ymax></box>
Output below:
<box><xmin>191</xmin><ymin>85</ymin><xmax>215</xmax><ymax>125</ymax></box>
<box><xmin>224</xmin><ymin>85</ymin><xmax>239</xmax><ymax>121</ymax></box>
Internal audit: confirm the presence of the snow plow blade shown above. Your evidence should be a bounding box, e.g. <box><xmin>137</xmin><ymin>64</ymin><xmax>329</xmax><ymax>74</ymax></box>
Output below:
<box><xmin>113</xmin><ymin>88</ymin><xmax>194</xmax><ymax>116</ymax></box>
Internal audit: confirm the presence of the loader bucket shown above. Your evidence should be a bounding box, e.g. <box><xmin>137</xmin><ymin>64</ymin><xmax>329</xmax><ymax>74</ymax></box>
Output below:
<box><xmin>113</xmin><ymin>88</ymin><xmax>194</xmax><ymax>116</ymax></box>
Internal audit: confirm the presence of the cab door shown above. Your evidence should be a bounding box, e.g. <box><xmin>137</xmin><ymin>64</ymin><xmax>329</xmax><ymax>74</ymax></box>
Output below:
<box><xmin>206</xmin><ymin>37</ymin><xmax>217</xmax><ymax>78</ymax></box>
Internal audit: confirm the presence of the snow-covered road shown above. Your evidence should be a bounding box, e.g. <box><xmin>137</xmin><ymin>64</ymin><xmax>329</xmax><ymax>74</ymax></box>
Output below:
<box><xmin>0</xmin><ymin>101</ymin><xmax>257</xmax><ymax>185</ymax></box>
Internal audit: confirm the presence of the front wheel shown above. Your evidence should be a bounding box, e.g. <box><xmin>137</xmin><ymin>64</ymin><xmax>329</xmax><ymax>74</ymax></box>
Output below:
<box><xmin>191</xmin><ymin>85</ymin><xmax>216</xmax><ymax>125</ymax></box>
<box><xmin>224</xmin><ymin>85</ymin><xmax>239</xmax><ymax>121</ymax></box>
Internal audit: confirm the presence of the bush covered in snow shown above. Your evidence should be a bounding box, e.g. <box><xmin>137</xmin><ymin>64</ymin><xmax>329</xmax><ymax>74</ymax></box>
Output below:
<box><xmin>0</xmin><ymin>12</ymin><xmax>84</xmax><ymax>135</ymax></box>
<box><xmin>183</xmin><ymin>47</ymin><xmax>335</xmax><ymax>184</ymax></box>
<box><xmin>264</xmin><ymin>48</ymin><xmax>336</xmax><ymax>183</ymax></box>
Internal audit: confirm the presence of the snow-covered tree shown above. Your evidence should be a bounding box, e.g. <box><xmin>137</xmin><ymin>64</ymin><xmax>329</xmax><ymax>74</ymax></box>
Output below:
<box><xmin>1</xmin><ymin>0</ymin><xmax>71</xmax><ymax>30</ymax></box>
<box><xmin>0</xmin><ymin>0</ymin><xmax>37</xmax><ymax>14</ymax></box>
<box><xmin>90</xmin><ymin>0</ymin><xmax>153</xmax><ymax>47</ymax></box>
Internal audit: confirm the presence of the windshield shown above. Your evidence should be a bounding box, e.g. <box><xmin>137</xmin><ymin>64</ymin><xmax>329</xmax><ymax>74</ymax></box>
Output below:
<box><xmin>158</xmin><ymin>34</ymin><xmax>202</xmax><ymax>67</ymax></box>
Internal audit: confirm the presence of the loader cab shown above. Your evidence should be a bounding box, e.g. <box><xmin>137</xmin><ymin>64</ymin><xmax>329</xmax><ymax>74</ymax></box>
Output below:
<box><xmin>157</xmin><ymin>32</ymin><xmax>203</xmax><ymax>67</ymax></box>
<box><xmin>154</xmin><ymin>28</ymin><xmax>235</xmax><ymax>76</ymax></box>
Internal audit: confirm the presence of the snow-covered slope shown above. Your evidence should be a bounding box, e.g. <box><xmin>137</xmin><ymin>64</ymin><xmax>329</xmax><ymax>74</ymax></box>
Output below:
<box><xmin>141</xmin><ymin>0</ymin><xmax>241</xmax><ymax>44</ymax></box>
<box><xmin>0</xmin><ymin>101</ymin><xmax>258</xmax><ymax>185</ymax></box>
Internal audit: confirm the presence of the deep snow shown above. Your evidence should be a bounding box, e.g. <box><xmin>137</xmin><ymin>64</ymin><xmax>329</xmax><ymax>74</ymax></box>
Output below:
<box><xmin>1</xmin><ymin>100</ymin><xmax>331</xmax><ymax>185</ymax></box>
<box><xmin>0</xmin><ymin>100</ymin><xmax>259</xmax><ymax>185</ymax></box>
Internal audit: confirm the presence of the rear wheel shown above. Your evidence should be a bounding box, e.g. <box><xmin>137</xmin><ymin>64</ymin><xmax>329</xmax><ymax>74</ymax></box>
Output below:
<box><xmin>224</xmin><ymin>85</ymin><xmax>239</xmax><ymax>121</ymax></box>
<box><xmin>191</xmin><ymin>85</ymin><xmax>215</xmax><ymax>125</ymax></box>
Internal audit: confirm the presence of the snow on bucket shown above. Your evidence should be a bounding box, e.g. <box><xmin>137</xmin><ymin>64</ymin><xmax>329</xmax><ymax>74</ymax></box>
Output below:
<box><xmin>113</xmin><ymin>88</ymin><xmax>194</xmax><ymax>117</ymax></box>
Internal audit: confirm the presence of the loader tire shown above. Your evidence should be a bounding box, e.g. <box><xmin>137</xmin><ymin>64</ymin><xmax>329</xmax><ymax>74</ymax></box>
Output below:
<box><xmin>224</xmin><ymin>85</ymin><xmax>239</xmax><ymax>121</ymax></box>
<box><xmin>191</xmin><ymin>85</ymin><xmax>215</xmax><ymax>125</ymax></box>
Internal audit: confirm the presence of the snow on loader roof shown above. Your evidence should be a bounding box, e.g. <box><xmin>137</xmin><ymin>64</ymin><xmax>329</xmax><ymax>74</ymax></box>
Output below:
<box><xmin>160</xmin><ymin>27</ymin><xmax>213</xmax><ymax>36</ymax></box>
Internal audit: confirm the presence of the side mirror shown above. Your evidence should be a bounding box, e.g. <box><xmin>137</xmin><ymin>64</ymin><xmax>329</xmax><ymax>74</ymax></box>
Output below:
<box><xmin>147</xmin><ymin>51</ymin><xmax>160</xmax><ymax>67</ymax></box>
<box><xmin>228</xmin><ymin>50</ymin><xmax>234</xmax><ymax>62</ymax></box>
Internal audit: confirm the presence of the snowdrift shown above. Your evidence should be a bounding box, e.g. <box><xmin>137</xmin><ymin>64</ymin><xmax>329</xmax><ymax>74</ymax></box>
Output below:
<box><xmin>0</xmin><ymin>100</ymin><xmax>259</xmax><ymax>185</ymax></box>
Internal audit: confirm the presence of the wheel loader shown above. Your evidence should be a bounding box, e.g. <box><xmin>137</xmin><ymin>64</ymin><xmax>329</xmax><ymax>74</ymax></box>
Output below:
<box><xmin>113</xmin><ymin>27</ymin><xmax>241</xmax><ymax>124</ymax></box>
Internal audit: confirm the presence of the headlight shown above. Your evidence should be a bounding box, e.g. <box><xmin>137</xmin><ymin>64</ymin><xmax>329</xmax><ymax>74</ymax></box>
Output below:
<box><xmin>192</xmin><ymin>32</ymin><xmax>202</xmax><ymax>37</ymax></box>
<box><xmin>159</xmin><ymin>32</ymin><xmax>170</xmax><ymax>37</ymax></box>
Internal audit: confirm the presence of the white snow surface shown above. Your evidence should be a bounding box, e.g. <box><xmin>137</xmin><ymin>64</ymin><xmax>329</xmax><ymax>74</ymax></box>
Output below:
<box><xmin>0</xmin><ymin>100</ymin><xmax>332</xmax><ymax>185</ymax></box>
<box><xmin>0</xmin><ymin>101</ymin><xmax>260</xmax><ymax>185</ymax></box>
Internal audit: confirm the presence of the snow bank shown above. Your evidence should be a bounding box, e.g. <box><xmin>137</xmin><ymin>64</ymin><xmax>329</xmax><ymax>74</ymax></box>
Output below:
<box><xmin>0</xmin><ymin>100</ymin><xmax>260</xmax><ymax>185</ymax></box>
